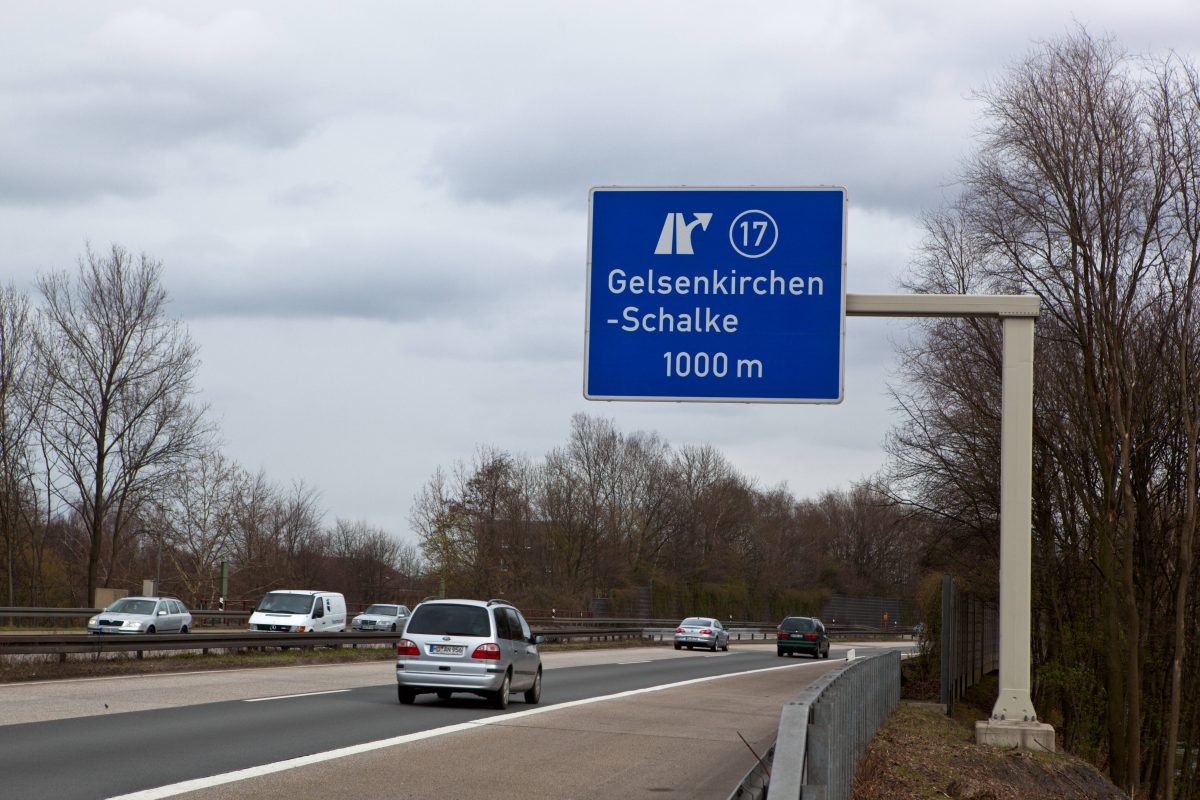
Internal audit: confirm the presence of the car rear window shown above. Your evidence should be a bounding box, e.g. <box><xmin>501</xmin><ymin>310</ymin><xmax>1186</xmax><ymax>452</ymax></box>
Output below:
<box><xmin>407</xmin><ymin>604</ymin><xmax>491</xmax><ymax>637</ymax></box>
<box><xmin>780</xmin><ymin>618</ymin><xmax>816</xmax><ymax>632</ymax></box>
<box><xmin>681</xmin><ymin>618</ymin><xmax>711</xmax><ymax>627</ymax></box>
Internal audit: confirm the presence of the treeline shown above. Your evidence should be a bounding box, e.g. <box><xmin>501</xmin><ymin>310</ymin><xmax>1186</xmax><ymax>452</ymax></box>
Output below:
<box><xmin>410</xmin><ymin>413</ymin><xmax>925</xmax><ymax>620</ymax></box>
<box><xmin>0</xmin><ymin>246</ymin><xmax>420</xmax><ymax>609</ymax></box>
<box><xmin>888</xmin><ymin>31</ymin><xmax>1200</xmax><ymax>799</ymax></box>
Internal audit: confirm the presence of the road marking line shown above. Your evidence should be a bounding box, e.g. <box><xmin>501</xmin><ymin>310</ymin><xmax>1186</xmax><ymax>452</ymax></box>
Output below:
<box><xmin>0</xmin><ymin>659</ymin><xmax>390</xmax><ymax>688</ymax></box>
<box><xmin>243</xmin><ymin>689</ymin><xmax>350</xmax><ymax>702</ymax></box>
<box><xmin>105</xmin><ymin>660</ymin><xmax>825</xmax><ymax>800</ymax></box>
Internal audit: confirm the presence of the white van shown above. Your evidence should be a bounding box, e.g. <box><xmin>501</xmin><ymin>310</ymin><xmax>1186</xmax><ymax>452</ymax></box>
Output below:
<box><xmin>248</xmin><ymin>590</ymin><xmax>347</xmax><ymax>633</ymax></box>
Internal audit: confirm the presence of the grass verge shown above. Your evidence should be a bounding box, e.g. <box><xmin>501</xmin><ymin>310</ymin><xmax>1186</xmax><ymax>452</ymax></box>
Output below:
<box><xmin>850</xmin><ymin>657</ymin><xmax>1125</xmax><ymax>800</ymax></box>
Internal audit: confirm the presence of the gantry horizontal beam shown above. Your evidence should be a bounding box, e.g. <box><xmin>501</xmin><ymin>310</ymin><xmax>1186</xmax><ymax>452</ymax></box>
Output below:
<box><xmin>846</xmin><ymin>293</ymin><xmax>1040</xmax><ymax>318</ymax></box>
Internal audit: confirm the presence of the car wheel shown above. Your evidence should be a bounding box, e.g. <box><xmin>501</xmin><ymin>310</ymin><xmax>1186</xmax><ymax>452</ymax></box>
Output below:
<box><xmin>722</xmin><ymin>641</ymin><xmax>729</xmax><ymax>652</ymax></box>
<box><xmin>397</xmin><ymin>686</ymin><xmax>416</xmax><ymax>705</ymax></box>
<box><xmin>777</xmin><ymin>649</ymin><xmax>785</xmax><ymax>657</ymax></box>
<box><xmin>391</xmin><ymin>623</ymin><xmax>398</xmax><ymax>632</ymax></box>
<box><xmin>524</xmin><ymin>668</ymin><xmax>542</xmax><ymax>704</ymax></box>
<box><xmin>147</xmin><ymin>626</ymin><xmax>156</xmax><ymax>634</ymax></box>
<box><xmin>674</xmin><ymin>643</ymin><xmax>681</xmax><ymax>650</ymax></box>
<box><xmin>710</xmin><ymin>641</ymin><xmax>718</xmax><ymax>652</ymax></box>
<box><xmin>491</xmin><ymin>672</ymin><xmax>511</xmax><ymax>710</ymax></box>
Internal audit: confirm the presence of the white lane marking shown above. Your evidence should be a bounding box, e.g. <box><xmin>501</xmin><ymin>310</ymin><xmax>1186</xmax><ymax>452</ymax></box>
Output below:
<box><xmin>0</xmin><ymin>659</ymin><xmax>392</xmax><ymax>688</ymax></box>
<box><xmin>243</xmin><ymin>689</ymin><xmax>350</xmax><ymax>703</ymax></box>
<box><xmin>106</xmin><ymin>659</ymin><xmax>825</xmax><ymax>800</ymax></box>
<box><xmin>617</xmin><ymin>660</ymin><xmax>651</xmax><ymax>665</ymax></box>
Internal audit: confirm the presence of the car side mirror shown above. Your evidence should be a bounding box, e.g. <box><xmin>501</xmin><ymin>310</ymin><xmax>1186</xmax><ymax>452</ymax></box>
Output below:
<box><xmin>157</xmin><ymin>610</ymin><xmax>167</xmax><ymax>616</ymax></box>
<box><xmin>530</xmin><ymin>634</ymin><xmax>544</xmax><ymax>645</ymax></box>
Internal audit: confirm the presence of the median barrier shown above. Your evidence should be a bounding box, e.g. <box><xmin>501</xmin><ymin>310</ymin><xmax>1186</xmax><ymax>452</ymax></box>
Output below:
<box><xmin>729</xmin><ymin>650</ymin><xmax>900</xmax><ymax>800</ymax></box>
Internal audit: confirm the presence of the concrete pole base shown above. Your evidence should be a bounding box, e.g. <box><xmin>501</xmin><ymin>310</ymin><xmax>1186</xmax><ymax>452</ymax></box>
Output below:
<box><xmin>975</xmin><ymin>719</ymin><xmax>1056</xmax><ymax>752</ymax></box>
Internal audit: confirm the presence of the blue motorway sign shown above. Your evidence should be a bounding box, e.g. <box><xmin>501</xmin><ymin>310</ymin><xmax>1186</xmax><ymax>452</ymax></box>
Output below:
<box><xmin>585</xmin><ymin>187</ymin><xmax>847</xmax><ymax>403</ymax></box>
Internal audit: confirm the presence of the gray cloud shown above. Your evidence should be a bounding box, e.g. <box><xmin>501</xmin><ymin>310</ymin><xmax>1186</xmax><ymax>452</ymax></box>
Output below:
<box><xmin>1</xmin><ymin>1</ymin><xmax>1196</xmax><ymax>540</ymax></box>
<box><xmin>0</xmin><ymin>11</ymin><xmax>321</xmax><ymax>206</ymax></box>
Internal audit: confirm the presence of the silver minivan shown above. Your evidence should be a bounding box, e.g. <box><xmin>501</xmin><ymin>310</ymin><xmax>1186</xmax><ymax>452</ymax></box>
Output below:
<box><xmin>395</xmin><ymin>598</ymin><xmax>543</xmax><ymax>709</ymax></box>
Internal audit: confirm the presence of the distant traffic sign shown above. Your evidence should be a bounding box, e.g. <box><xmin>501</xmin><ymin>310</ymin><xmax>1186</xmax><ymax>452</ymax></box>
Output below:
<box><xmin>585</xmin><ymin>187</ymin><xmax>847</xmax><ymax>402</ymax></box>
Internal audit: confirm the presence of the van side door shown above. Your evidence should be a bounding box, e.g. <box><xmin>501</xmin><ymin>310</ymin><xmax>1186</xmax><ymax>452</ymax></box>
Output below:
<box><xmin>505</xmin><ymin>607</ymin><xmax>538</xmax><ymax>689</ymax></box>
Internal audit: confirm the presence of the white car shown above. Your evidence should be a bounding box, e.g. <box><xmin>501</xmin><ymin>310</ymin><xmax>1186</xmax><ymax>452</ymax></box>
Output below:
<box><xmin>352</xmin><ymin>603</ymin><xmax>411</xmax><ymax>632</ymax></box>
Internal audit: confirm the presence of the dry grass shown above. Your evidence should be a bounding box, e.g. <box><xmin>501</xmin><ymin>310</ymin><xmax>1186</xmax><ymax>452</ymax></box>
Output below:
<box><xmin>851</xmin><ymin>700</ymin><xmax>1126</xmax><ymax>799</ymax></box>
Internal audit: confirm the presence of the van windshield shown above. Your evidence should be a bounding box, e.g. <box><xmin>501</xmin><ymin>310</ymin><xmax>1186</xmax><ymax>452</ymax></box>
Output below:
<box><xmin>257</xmin><ymin>593</ymin><xmax>315</xmax><ymax>614</ymax></box>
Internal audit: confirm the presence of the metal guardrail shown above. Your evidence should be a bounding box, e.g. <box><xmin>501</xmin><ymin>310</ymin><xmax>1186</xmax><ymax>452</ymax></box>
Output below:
<box><xmin>729</xmin><ymin>743</ymin><xmax>773</xmax><ymax>800</ymax></box>
<box><xmin>0</xmin><ymin>631</ymin><xmax>400</xmax><ymax>657</ymax></box>
<box><xmin>0</xmin><ymin>627</ymin><xmax>654</xmax><ymax>660</ymax></box>
<box><xmin>0</xmin><ymin>608</ymin><xmax>916</xmax><ymax>637</ymax></box>
<box><xmin>738</xmin><ymin>650</ymin><xmax>900</xmax><ymax>800</ymax></box>
<box><xmin>774</xmin><ymin>651</ymin><xmax>901</xmax><ymax>799</ymax></box>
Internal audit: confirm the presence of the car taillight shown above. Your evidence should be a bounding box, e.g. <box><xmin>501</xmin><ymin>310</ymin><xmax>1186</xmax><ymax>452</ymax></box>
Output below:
<box><xmin>776</xmin><ymin>631</ymin><xmax>787</xmax><ymax>639</ymax></box>
<box><xmin>396</xmin><ymin>639</ymin><xmax>419</xmax><ymax>656</ymax></box>
<box><xmin>805</xmin><ymin>633</ymin><xmax>817</xmax><ymax>640</ymax></box>
<box><xmin>675</xmin><ymin>628</ymin><xmax>685</xmax><ymax>633</ymax></box>
<box><xmin>700</xmin><ymin>629</ymin><xmax>713</xmax><ymax>635</ymax></box>
<box><xmin>472</xmin><ymin>643</ymin><xmax>501</xmax><ymax>660</ymax></box>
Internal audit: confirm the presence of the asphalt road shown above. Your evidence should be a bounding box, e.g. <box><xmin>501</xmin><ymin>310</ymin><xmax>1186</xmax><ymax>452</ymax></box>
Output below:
<box><xmin>0</xmin><ymin>643</ymin><xmax>892</xmax><ymax>799</ymax></box>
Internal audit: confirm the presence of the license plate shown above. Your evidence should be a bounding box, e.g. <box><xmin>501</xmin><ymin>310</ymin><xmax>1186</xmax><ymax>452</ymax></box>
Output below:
<box><xmin>430</xmin><ymin>644</ymin><xmax>464</xmax><ymax>656</ymax></box>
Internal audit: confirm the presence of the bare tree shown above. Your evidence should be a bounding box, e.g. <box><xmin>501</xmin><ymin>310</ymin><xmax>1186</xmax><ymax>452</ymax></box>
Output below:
<box><xmin>156</xmin><ymin>448</ymin><xmax>241</xmax><ymax>602</ymax></box>
<box><xmin>331</xmin><ymin>519</ymin><xmax>409</xmax><ymax>602</ymax></box>
<box><xmin>0</xmin><ymin>285</ymin><xmax>41</xmax><ymax>607</ymax></box>
<box><xmin>1152</xmin><ymin>55</ymin><xmax>1200</xmax><ymax>800</ymax></box>
<box><xmin>35</xmin><ymin>245</ymin><xmax>210</xmax><ymax>604</ymax></box>
<box><xmin>890</xmin><ymin>30</ymin><xmax>1200</xmax><ymax>796</ymax></box>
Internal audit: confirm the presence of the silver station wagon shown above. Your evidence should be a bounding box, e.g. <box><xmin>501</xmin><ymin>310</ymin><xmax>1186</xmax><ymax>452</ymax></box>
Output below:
<box><xmin>87</xmin><ymin>596</ymin><xmax>193</xmax><ymax>634</ymax></box>
<box><xmin>395</xmin><ymin>598</ymin><xmax>543</xmax><ymax>709</ymax></box>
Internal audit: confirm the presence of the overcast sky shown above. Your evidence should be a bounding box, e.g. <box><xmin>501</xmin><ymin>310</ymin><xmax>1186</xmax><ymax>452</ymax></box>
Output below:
<box><xmin>2</xmin><ymin>2</ymin><xmax>1197</xmax><ymax>545</ymax></box>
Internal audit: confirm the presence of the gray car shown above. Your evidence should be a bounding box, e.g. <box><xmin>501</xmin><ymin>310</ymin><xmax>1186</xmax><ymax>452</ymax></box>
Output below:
<box><xmin>673</xmin><ymin>617</ymin><xmax>730</xmax><ymax>651</ymax></box>
<box><xmin>352</xmin><ymin>603</ymin><xmax>410</xmax><ymax>632</ymax></box>
<box><xmin>395</xmin><ymin>598</ymin><xmax>543</xmax><ymax>709</ymax></box>
<box><xmin>87</xmin><ymin>596</ymin><xmax>192</xmax><ymax>634</ymax></box>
